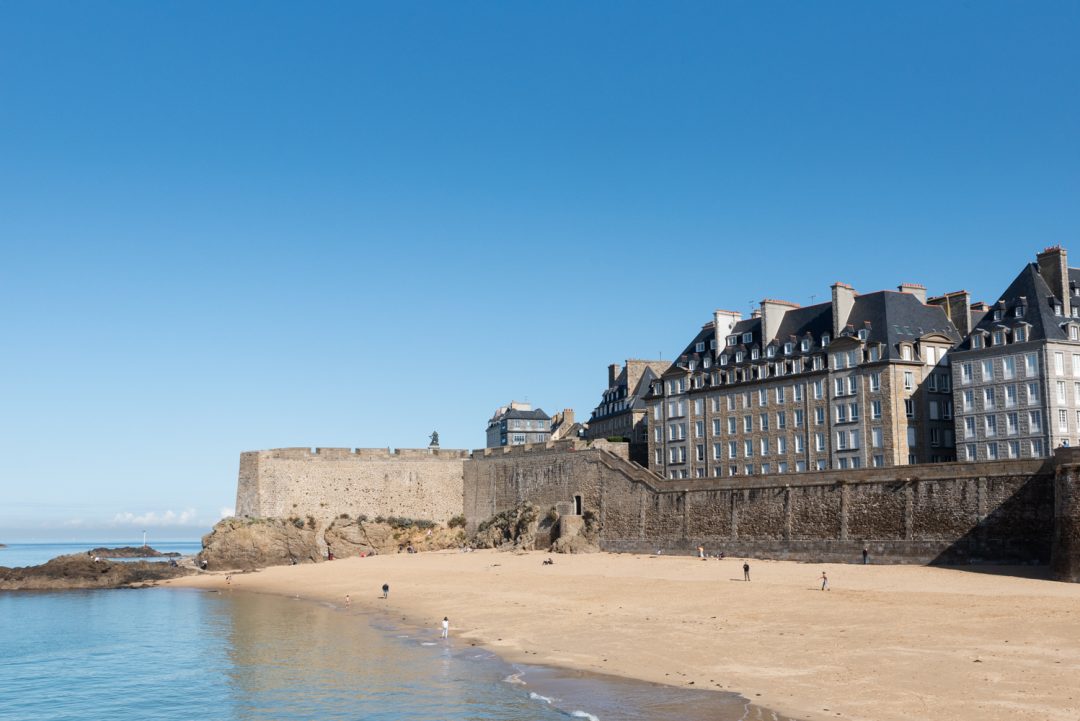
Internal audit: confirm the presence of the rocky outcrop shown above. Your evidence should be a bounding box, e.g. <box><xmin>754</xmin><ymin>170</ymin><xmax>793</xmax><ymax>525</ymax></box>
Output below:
<box><xmin>324</xmin><ymin>516</ymin><xmax>467</xmax><ymax>556</ymax></box>
<box><xmin>197</xmin><ymin>517</ymin><xmax>322</xmax><ymax>571</ymax></box>
<box><xmin>0</xmin><ymin>554</ymin><xmax>193</xmax><ymax>590</ymax></box>
<box><xmin>472</xmin><ymin>504</ymin><xmax>542</xmax><ymax>550</ymax></box>
<box><xmin>88</xmin><ymin>546</ymin><xmax>180</xmax><ymax>558</ymax></box>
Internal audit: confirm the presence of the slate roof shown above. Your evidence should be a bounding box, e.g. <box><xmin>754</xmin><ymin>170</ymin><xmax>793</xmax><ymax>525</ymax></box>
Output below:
<box><xmin>957</xmin><ymin>262</ymin><xmax>1073</xmax><ymax>349</ymax></box>
<box><xmin>498</xmin><ymin>408</ymin><xmax>550</xmax><ymax>421</ymax></box>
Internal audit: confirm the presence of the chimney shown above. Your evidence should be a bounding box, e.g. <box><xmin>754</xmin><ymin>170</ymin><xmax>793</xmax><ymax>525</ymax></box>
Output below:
<box><xmin>608</xmin><ymin>363</ymin><xmax>622</xmax><ymax>387</ymax></box>
<box><xmin>1037</xmin><ymin>246</ymin><xmax>1070</xmax><ymax>316</ymax></box>
<box><xmin>712</xmin><ymin>309</ymin><xmax>742</xmax><ymax>352</ymax></box>
<box><xmin>760</xmin><ymin>299</ymin><xmax>800</xmax><ymax>345</ymax></box>
<box><xmin>928</xmin><ymin>290</ymin><xmax>972</xmax><ymax>337</ymax></box>
<box><xmin>561</xmin><ymin>409</ymin><xmax>574</xmax><ymax>426</ymax></box>
<box><xmin>897</xmin><ymin>282</ymin><xmax>927</xmax><ymax>304</ymax></box>
<box><xmin>831</xmin><ymin>283</ymin><xmax>856</xmax><ymax>338</ymax></box>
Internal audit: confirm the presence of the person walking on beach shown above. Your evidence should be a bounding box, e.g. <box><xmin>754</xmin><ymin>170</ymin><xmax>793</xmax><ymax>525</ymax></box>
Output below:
<box><xmin>862</xmin><ymin>547</ymin><xmax>869</xmax><ymax>565</ymax></box>
<box><xmin>345</xmin><ymin>594</ymin><xmax>350</xmax><ymax>608</ymax></box>
<box><xmin>743</xmin><ymin>562</ymin><xmax>750</xmax><ymax>581</ymax></box>
<box><xmin>821</xmin><ymin>571</ymin><xmax>829</xmax><ymax>591</ymax></box>
<box><xmin>698</xmin><ymin>545</ymin><xmax>705</xmax><ymax>559</ymax></box>
<box><xmin>382</xmin><ymin>583</ymin><xmax>389</xmax><ymax>599</ymax></box>
<box><xmin>441</xmin><ymin>617</ymin><xmax>449</xmax><ymax>639</ymax></box>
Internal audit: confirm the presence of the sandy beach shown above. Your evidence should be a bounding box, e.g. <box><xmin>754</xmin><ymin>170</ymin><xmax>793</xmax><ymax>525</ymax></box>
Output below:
<box><xmin>169</xmin><ymin>551</ymin><xmax>1080</xmax><ymax>721</ymax></box>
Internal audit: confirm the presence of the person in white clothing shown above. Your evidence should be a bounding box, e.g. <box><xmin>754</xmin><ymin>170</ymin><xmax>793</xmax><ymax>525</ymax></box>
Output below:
<box><xmin>441</xmin><ymin>617</ymin><xmax>449</xmax><ymax>638</ymax></box>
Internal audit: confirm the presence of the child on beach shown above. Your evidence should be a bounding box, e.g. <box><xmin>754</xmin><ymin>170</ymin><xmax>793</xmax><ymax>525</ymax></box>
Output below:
<box><xmin>441</xmin><ymin>617</ymin><xmax>449</xmax><ymax>638</ymax></box>
<box><xmin>821</xmin><ymin>571</ymin><xmax>829</xmax><ymax>591</ymax></box>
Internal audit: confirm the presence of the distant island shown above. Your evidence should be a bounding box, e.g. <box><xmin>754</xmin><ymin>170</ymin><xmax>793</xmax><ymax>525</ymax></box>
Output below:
<box><xmin>88</xmin><ymin>546</ymin><xmax>180</xmax><ymax>558</ymax></box>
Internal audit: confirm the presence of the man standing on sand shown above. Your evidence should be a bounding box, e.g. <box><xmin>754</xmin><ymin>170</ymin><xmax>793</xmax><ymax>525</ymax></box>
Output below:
<box><xmin>345</xmin><ymin>594</ymin><xmax>350</xmax><ymax>608</ymax></box>
<box><xmin>821</xmin><ymin>571</ymin><xmax>829</xmax><ymax>591</ymax></box>
<box><xmin>862</xmin><ymin>547</ymin><xmax>869</xmax><ymax>565</ymax></box>
<box><xmin>382</xmin><ymin>583</ymin><xmax>389</xmax><ymax>599</ymax></box>
<box><xmin>743</xmin><ymin>562</ymin><xmax>750</xmax><ymax>581</ymax></box>
<box><xmin>441</xmin><ymin>617</ymin><xmax>449</xmax><ymax>639</ymax></box>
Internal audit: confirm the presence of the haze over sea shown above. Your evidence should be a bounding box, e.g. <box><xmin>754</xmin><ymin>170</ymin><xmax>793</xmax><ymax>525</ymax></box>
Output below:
<box><xmin>0</xmin><ymin>560</ymin><xmax>787</xmax><ymax>721</ymax></box>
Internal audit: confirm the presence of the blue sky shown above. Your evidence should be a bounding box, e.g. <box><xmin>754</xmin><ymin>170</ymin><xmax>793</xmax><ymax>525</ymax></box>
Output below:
<box><xmin>1</xmin><ymin>2</ymin><xmax>1077</xmax><ymax>541</ymax></box>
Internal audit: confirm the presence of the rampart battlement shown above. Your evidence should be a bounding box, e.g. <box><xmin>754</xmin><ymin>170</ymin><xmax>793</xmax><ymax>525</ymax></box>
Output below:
<box><xmin>257</xmin><ymin>447</ymin><xmax>470</xmax><ymax>460</ymax></box>
<box><xmin>474</xmin><ymin>438</ymin><xmax>628</xmax><ymax>458</ymax></box>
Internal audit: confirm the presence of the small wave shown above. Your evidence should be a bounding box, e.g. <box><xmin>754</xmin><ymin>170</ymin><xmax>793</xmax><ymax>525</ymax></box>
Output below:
<box><xmin>568</xmin><ymin>712</ymin><xmax>599</xmax><ymax>721</ymax></box>
<box><xmin>529</xmin><ymin>691</ymin><xmax>553</xmax><ymax>704</ymax></box>
<box><xmin>504</xmin><ymin>672</ymin><xmax>526</xmax><ymax>685</ymax></box>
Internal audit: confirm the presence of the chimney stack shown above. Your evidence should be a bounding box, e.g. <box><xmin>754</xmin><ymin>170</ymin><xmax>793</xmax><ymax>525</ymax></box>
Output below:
<box><xmin>712</xmin><ymin>310</ymin><xmax>742</xmax><ymax>353</ymax></box>
<box><xmin>831</xmin><ymin>283</ymin><xmax>856</xmax><ymax>338</ymax></box>
<box><xmin>760</xmin><ymin>299</ymin><xmax>800</xmax><ymax>344</ymax></box>
<box><xmin>897</xmin><ymin>282</ymin><xmax>927</xmax><ymax>304</ymax></box>
<box><xmin>608</xmin><ymin>363</ymin><xmax>622</xmax><ymax>387</ymax></box>
<box><xmin>928</xmin><ymin>290</ymin><xmax>973</xmax><ymax>337</ymax></box>
<box><xmin>1037</xmin><ymin>246</ymin><xmax>1070</xmax><ymax>316</ymax></box>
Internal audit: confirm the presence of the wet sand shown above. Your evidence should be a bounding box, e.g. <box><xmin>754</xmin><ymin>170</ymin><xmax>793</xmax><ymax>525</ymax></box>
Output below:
<box><xmin>168</xmin><ymin>551</ymin><xmax>1080</xmax><ymax>721</ymax></box>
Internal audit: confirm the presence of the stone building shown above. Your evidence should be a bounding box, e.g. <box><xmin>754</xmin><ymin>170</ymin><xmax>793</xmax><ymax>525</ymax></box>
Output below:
<box><xmin>647</xmin><ymin>284</ymin><xmax>962</xmax><ymax>480</ymax></box>
<box><xmin>585</xmin><ymin>359</ymin><xmax>669</xmax><ymax>465</ymax></box>
<box><xmin>951</xmin><ymin>246</ymin><xmax>1080</xmax><ymax>461</ymax></box>
<box><xmin>485</xmin><ymin>401</ymin><xmax>551</xmax><ymax>448</ymax></box>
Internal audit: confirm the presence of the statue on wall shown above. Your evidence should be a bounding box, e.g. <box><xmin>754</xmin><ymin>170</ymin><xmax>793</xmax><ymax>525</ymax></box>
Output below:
<box><xmin>429</xmin><ymin>430</ymin><xmax>440</xmax><ymax>447</ymax></box>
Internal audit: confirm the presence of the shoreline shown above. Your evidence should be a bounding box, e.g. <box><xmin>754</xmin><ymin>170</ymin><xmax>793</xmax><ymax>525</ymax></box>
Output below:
<box><xmin>167</xmin><ymin>550</ymin><xmax>1080</xmax><ymax>721</ymax></box>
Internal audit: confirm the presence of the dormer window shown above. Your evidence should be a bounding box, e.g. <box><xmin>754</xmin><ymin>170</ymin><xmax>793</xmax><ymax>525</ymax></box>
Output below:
<box><xmin>1055</xmin><ymin>303</ymin><xmax>1063</xmax><ymax>315</ymax></box>
<box><xmin>703</xmin><ymin>357</ymin><xmax>711</xmax><ymax>369</ymax></box>
<box><xmin>766</xmin><ymin>346</ymin><xmax>776</xmax><ymax>358</ymax></box>
<box><xmin>822</xmin><ymin>334</ymin><xmax>830</xmax><ymax>347</ymax></box>
<box><xmin>972</xmin><ymin>335</ymin><xmax>984</xmax><ymax>349</ymax></box>
<box><xmin>1015</xmin><ymin>305</ymin><xmax>1025</xmax><ymax>317</ymax></box>
<box><xmin>688</xmin><ymin>360</ymin><xmax>697</xmax><ymax>371</ymax></box>
<box><xmin>1071</xmin><ymin>325</ymin><xmax>1080</xmax><ymax>341</ymax></box>
<box><xmin>736</xmin><ymin>351</ymin><xmax>744</xmax><ymax>363</ymax></box>
<box><xmin>868</xmin><ymin>346</ymin><xmax>880</xmax><ymax>362</ymax></box>
<box><xmin>993</xmin><ymin>310</ymin><xmax>1002</xmax><ymax>321</ymax></box>
<box><xmin>784</xmin><ymin>342</ymin><xmax>793</xmax><ymax>354</ymax></box>
<box><xmin>857</xmin><ymin>328</ymin><xmax>868</xmax><ymax>341</ymax></box>
<box><xmin>801</xmin><ymin>338</ymin><xmax>810</xmax><ymax>352</ymax></box>
<box><xmin>727</xmin><ymin>336</ymin><xmax>737</xmax><ymax>346</ymax></box>
<box><xmin>695</xmin><ymin>342</ymin><xmax>705</xmax><ymax>353</ymax></box>
<box><xmin>993</xmin><ymin>330</ymin><xmax>1005</xmax><ymax>346</ymax></box>
<box><xmin>742</xmin><ymin>332</ymin><xmax>753</xmax><ymax>344</ymax></box>
<box><xmin>901</xmin><ymin>344</ymin><xmax>913</xmax><ymax>360</ymax></box>
<box><xmin>1015</xmin><ymin>327</ymin><xmax>1027</xmax><ymax>343</ymax></box>
<box><xmin>709</xmin><ymin>339</ymin><xmax>717</xmax><ymax>349</ymax></box>
<box><xmin>720</xmin><ymin>354</ymin><xmax>729</xmax><ymax>365</ymax></box>
<box><xmin>751</xmin><ymin>348</ymin><xmax>760</xmax><ymax>360</ymax></box>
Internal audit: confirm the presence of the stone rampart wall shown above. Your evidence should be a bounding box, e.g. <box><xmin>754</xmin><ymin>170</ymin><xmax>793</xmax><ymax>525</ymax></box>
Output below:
<box><xmin>236</xmin><ymin>447</ymin><xmax>468</xmax><ymax>525</ymax></box>
<box><xmin>464</xmin><ymin>448</ymin><xmax>1057</xmax><ymax>564</ymax></box>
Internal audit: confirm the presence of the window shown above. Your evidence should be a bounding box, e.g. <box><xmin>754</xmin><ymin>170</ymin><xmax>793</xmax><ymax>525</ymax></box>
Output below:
<box><xmin>736</xmin><ymin>351</ymin><xmax>744</xmax><ymax>363</ymax></box>
<box><xmin>847</xmin><ymin>376</ymin><xmax>857</xmax><ymax>395</ymax></box>
<box><xmin>812</xmin><ymin>380</ymin><xmax>823</xmax><ymax>399</ymax></box>
<box><xmin>966</xmin><ymin>443</ymin><xmax>977</xmax><ymax>461</ymax></box>
<box><xmin>944</xmin><ymin>401</ymin><xmax>953</xmax><ymax>420</ymax></box>
<box><xmin>929</xmin><ymin>374</ymin><xmax>938</xmax><ymax>392</ymax></box>
<box><xmin>1027</xmin><ymin>383</ymin><xmax>1040</xmax><ymax>404</ymax></box>
<box><xmin>1032</xmin><ymin>439</ymin><xmax>1044</xmax><ymax>457</ymax></box>
<box><xmin>766</xmin><ymin>346</ymin><xmax>776</xmax><ymax>358</ymax></box>
<box><xmin>1060</xmin><ymin>409</ymin><xmax>1069</xmax><ymax>433</ymax></box>
<box><xmin>758</xmin><ymin>388</ymin><xmax>767</xmax><ymax>406</ymax></box>
<box><xmin>744</xmin><ymin>440</ymin><xmax>753</xmax><ymax>457</ymax></box>
<box><xmin>743</xmin><ymin>415</ymin><xmax>752</xmax><ymax>432</ymax></box>
<box><xmin>1025</xmin><ymin>353</ymin><xmax>1038</xmax><ymax>376</ymax></box>
<box><xmin>794</xmin><ymin>409</ymin><xmax>804</xmax><ymax>427</ymax></box>
<box><xmin>931</xmin><ymin>428</ymin><xmax>941</xmax><ymax>447</ymax></box>
<box><xmin>871</xmin><ymin>400</ymin><xmax>882</xmax><ymax>419</ymax></box>
<box><xmin>835</xmin><ymin>377</ymin><xmax>845</xmax><ymax>396</ymax></box>
<box><xmin>777</xmin><ymin>411</ymin><xmax>787</xmax><ymax>429</ymax></box>
<box><xmin>776</xmin><ymin>387</ymin><xmax>786</xmax><ymax>403</ymax></box>
<box><xmin>751</xmin><ymin>348</ymin><xmax>760</xmax><ymax>360</ymax></box>
<box><xmin>1015</xmin><ymin>326</ymin><xmax>1027</xmax><ymax>342</ymax></box>
<box><xmin>993</xmin><ymin>331</ymin><xmax>1005</xmax><ymax>346</ymax></box>
<box><xmin>871</xmin><ymin>427</ymin><xmax>883</xmax><ymax>448</ymax></box>
<box><xmin>696</xmin><ymin>444</ymin><xmax>705</xmax><ymax>461</ymax></box>
<box><xmin>801</xmin><ymin>338</ymin><xmax>810</xmax><ymax>352</ymax></box>
<box><xmin>760</xmin><ymin>463</ymin><xmax>771</xmax><ymax>475</ymax></box>
<box><xmin>760</xmin><ymin>438</ymin><xmax>770</xmax><ymax>455</ymax></box>
<box><xmin>904</xmin><ymin>371</ymin><xmax>915</xmax><ymax>391</ymax></box>
<box><xmin>655</xmin><ymin>449</ymin><xmax>663</xmax><ymax>465</ymax></box>
<box><xmin>815</xmin><ymin>407</ymin><xmax>825</xmax><ymax>425</ymax></box>
<box><xmin>902</xmin><ymin>345</ymin><xmax>913</xmax><ymax>361</ymax></box>
<box><xmin>869</xmin><ymin>372</ymin><xmax>881</xmax><ymax>392</ymax></box>
<box><xmin>985</xmin><ymin>415</ymin><xmax>997</xmax><ymax>437</ymax></box>
<box><xmin>727</xmin><ymin>417</ymin><xmax>736</xmax><ymax>434</ymax></box>
<box><xmin>964</xmin><ymin>417</ymin><xmax>976</xmax><ymax>438</ymax></box>
<box><xmin>836</xmin><ymin>431</ymin><xmax>848</xmax><ymax>450</ymax></box>
<box><xmin>1056</xmin><ymin>352</ymin><xmax>1066</xmax><ymax>376</ymax></box>
<box><xmin>695</xmin><ymin>341</ymin><xmax>705</xmax><ymax>352</ymax></box>
<box><xmin>961</xmin><ymin>363</ymin><xmax>973</xmax><ymax>384</ymax></box>
<box><xmin>972</xmin><ymin>335</ymin><xmax>984</xmax><ymax>349</ymax></box>
<box><xmin>743</xmin><ymin>332</ymin><xmax>753</xmax><ymax>344</ymax></box>
<box><xmin>745</xmin><ymin>464</ymin><xmax>754</xmax><ymax>475</ymax></box>
<box><xmin>815</xmin><ymin>459</ymin><xmax>828</xmax><ymax>471</ymax></box>
<box><xmin>760</xmin><ymin>413</ymin><xmax>769</xmax><ymax>431</ymax></box>
<box><xmin>1004</xmin><ymin>356</ymin><xmax>1016</xmax><ymax>380</ymax></box>
<box><xmin>728</xmin><ymin>441</ymin><xmax>737</xmax><ymax>459</ymax></box>
<box><xmin>794</xmin><ymin>384</ymin><xmax>803</xmax><ymax>402</ymax></box>
<box><xmin>872</xmin><ymin>454</ymin><xmax>884</xmax><ymax>467</ymax></box>
<box><xmin>822</xmin><ymin>334</ymin><xmax>830</xmax><ymax>347</ymax></box>
<box><xmin>653</xmin><ymin>404</ymin><xmax>662</xmax><ymax>420</ymax></box>
<box><xmin>981</xmin><ymin>360</ymin><xmax>993</xmax><ymax>382</ymax></box>
<box><xmin>836</xmin><ymin>404</ymin><xmax>848</xmax><ymax>423</ymax></box>
<box><xmin>963</xmin><ymin>389</ymin><xmax>975</xmax><ymax>412</ymax></box>
<box><xmin>850</xmin><ymin>402</ymin><xmax>860</xmax><ymax>421</ymax></box>
<box><xmin>794</xmin><ymin>435</ymin><xmax>805</xmax><ymax>453</ymax></box>
<box><xmin>984</xmin><ymin>387</ymin><xmax>996</xmax><ymax>410</ymax></box>
<box><xmin>1006</xmin><ymin>385</ymin><xmax>1018</xmax><ymax>408</ymax></box>
<box><xmin>727</xmin><ymin>335</ymin><xmax>737</xmax><ymax>347</ymax></box>
<box><xmin>712</xmin><ymin>419</ymin><xmax>722</xmax><ymax>435</ymax></box>
<box><xmin>727</xmin><ymin>395</ymin><xmax>736</xmax><ymax>411</ymax></box>
<box><xmin>1030</xmin><ymin>410</ymin><xmax>1043</xmax><ymax>432</ymax></box>
<box><xmin>907</xmin><ymin>427</ymin><xmax>916</xmax><ymax>448</ymax></box>
<box><xmin>930</xmin><ymin>400</ymin><xmax>940</xmax><ymax>420</ymax></box>
<box><xmin>695</xmin><ymin>421</ymin><xmax>704</xmax><ymax>438</ymax></box>
<box><xmin>778</xmin><ymin>461</ymin><xmax>789</xmax><ymax>473</ymax></box>
<box><xmin>1008</xmin><ymin>441</ymin><xmax>1020</xmax><ymax>459</ymax></box>
<box><xmin>777</xmin><ymin>436</ymin><xmax>787</xmax><ymax>454</ymax></box>
<box><xmin>1072</xmin><ymin>326</ymin><xmax>1080</xmax><ymax>341</ymax></box>
<box><xmin>1060</xmin><ymin>381</ymin><xmax>1069</xmax><ymax>403</ymax></box>
<box><xmin>815</xmin><ymin>433</ymin><xmax>825</xmax><ymax>451</ymax></box>
<box><xmin>1007</xmin><ymin>412</ymin><xmax>1018</xmax><ymax>435</ymax></box>
<box><xmin>987</xmin><ymin>442</ymin><xmax>999</xmax><ymax>460</ymax></box>
<box><xmin>905</xmin><ymin>399</ymin><xmax>915</xmax><ymax>418</ymax></box>
<box><xmin>941</xmin><ymin>374</ymin><xmax>951</xmax><ymax>392</ymax></box>
<box><xmin>868</xmin><ymin>345</ymin><xmax>880</xmax><ymax>362</ymax></box>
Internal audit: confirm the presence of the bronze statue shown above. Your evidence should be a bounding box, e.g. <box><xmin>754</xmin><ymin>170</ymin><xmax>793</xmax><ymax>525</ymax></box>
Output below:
<box><xmin>429</xmin><ymin>430</ymin><xmax>439</xmax><ymax>447</ymax></box>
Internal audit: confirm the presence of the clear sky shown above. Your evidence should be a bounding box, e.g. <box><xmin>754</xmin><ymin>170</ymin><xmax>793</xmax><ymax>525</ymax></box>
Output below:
<box><xmin>1</xmin><ymin>2</ymin><xmax>1077</xmax><ymax>541</ymax></box>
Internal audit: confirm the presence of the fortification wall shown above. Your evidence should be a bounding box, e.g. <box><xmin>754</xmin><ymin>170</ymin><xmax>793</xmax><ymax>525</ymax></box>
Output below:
<box><xmin>464</xmin><ymin>447</ymin><xmax>1057</xmax><ymax>565</ymax></box>
<box><xmin>236</xmin><ymin>447</ymin><xmax>469</xmax><ymax>525</ymax></box>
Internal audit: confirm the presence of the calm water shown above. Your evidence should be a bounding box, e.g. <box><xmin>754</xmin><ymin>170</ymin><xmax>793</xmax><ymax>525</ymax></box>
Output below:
<box><xmin>0</xmin><ymin>541</ymin><xmax>203</xmax><ymax>567</ymax></box>
<box><xmin>0</xmin><ymin>588</ymin><xmax>789</xmax><ymax>721</ymax></box>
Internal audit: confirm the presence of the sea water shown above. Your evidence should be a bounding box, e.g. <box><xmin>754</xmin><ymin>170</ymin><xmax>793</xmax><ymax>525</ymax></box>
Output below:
<box><xmin>0</xmin><ymin>588</ymin><xmax>792</xmax><ymax>721</ymax></box>
<box><xmin>0</xmin><ymin>541</ymin><xmax>203</xmax><ymax>568</ymax></box>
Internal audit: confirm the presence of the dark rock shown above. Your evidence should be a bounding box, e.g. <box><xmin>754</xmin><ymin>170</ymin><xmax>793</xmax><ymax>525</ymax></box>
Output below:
<box><xmin>87</xmin><ymin>546</ymin><xmax>180</xmax><ymax>558</ymax></box>
<box><xmin>0</xmin><ymin>554</ymin><xmax>193</xmax><ymax>590</ymax></box>
<box><xmin>196</xmin><ymin>517</ymin><xmax>322</xmax><ymax>571</ymax></box>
